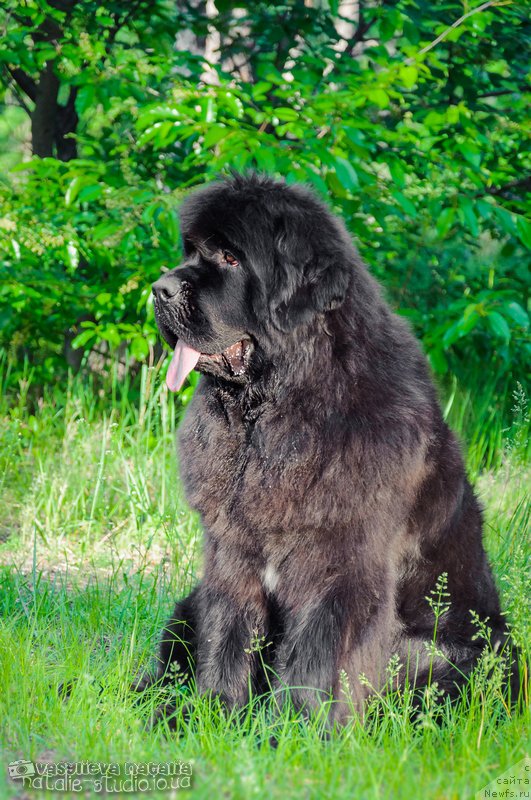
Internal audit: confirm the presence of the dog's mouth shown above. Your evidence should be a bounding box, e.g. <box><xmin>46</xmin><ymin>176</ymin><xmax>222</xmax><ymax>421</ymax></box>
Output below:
<box><xmin>166</xmin><ymin>338</ymin><xmax>251</xmax><ymax>392</ymax></box>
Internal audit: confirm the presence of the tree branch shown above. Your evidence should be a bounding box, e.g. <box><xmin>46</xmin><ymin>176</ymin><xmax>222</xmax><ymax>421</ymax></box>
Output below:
<box><xmin>477</xmin><ymin>87</ymin><xmax>529</xmax><ymax>98</ymax></box>
<box><xmin>6</xmin><ymin>65</ymin><xmax>37</xmax><ymax>101</ymax></box>
<box><xmin>480</xmin><ymin>176</ymin><xmax>531</xmax><ymax>199</ymax></box>
<box><xmin>405</xmin><ymin>0</ymin><xmax>511</xmax><ymax>65</ymax></box>
<box><xmin>345</xmin><ymin>15</ymin><xmax>377</xmax><ymax>57</ymax></box>
<box><xmin>1</xmin><ymin>67</ymin><xmax>32</xmax><ymax>115</ymax></box>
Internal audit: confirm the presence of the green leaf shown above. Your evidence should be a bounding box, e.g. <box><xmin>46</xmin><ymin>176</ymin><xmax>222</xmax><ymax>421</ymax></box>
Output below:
<box><xmin>203</xmin><ymin>125</ymin><xmax>228</xmax><ymax>148</ymax></box>
<box><xmin>334</xmin><ymin>157</ymin><xmax>359</xmax><ymax>192</ymax></box>
<box><xmin>254</xmin><ymin>148</ymin><xmax>277</xmax><ymax>173</ymax></box>
<box><xmin>436</xmin><ymin>207</ymin><xmax>455</xmax><ymax>239</ymax></box>
<box><xmin>399</xmin><ymin>66</ymin><xmax>418</xmax><ymax>89</ymax></box>
<box><xmin>476</xmin><ymin>199</ymin><xmax>493</xmax><ymax>220</ymax></box>
<box><xmin>502</xmin><ymin>301</ymin><xmax>529</xmax><ymax>330</ymax></box>
<box><xmin>130</xmin><ymin>336</ymin><xmax>149</xmax><ymax>360</ymax></box>
<box><xmin>458</xmin><ymin>196</ymin><xmax>479</xmax><ymax>238</ymax></box>
<box><xmin>252</xmin><ymin>81</ymin><xmax>272</xmax><ymax>100</ymax></box>
<box><xmin>428</xmin><ymin>348</ymin><xmax>448</xmax><ymax>375</ymax></box>
<box><xmin>100</xmin><ymin>326</ymin><xmax>122</xmax><ymax>347</ymax></box>
<box><xmin>274</xmin><ymin>107</ymin><xmax>299</xmax><ymax>122</ymax></box>
<box><xmin>158</xmin><ymin>210</ymin><xmax>179</xmax><ymax>243</ymax></box>
<box><xmin>71</xmin><ymin>329</ymin><xmax>96</xmax><ymax>350</ymax></box>
<box><xmin>91</xmin><ymin>221</ymin><xmax>122</xmax><ymax>242</ymax></box>
<box><xmin>494</xmin><ymin>206</ymin><xmax>517</xmax><ymax>236</ymax></box>
<box><xmin>65</xmin><ymin>176</ymin><xmax>84</xmax><ymax>207</ymax></box>
<box><xmin>75</xmin><ymin>84</ymin><xmax>96</xmax><ymax>116</ymax></box>
<box><xmin>445</xmin><ymin>105</ymin><xmax>459</xmax><ymax>125</ymax></box>
<box><xmin>516</xmin><ymin>216</ymin><xmax>531</xmax><ymax>249</ymax></box>
<box><xmin>391</xmin><ymin>191</ymin><xmax>416</xmax><ymax>217</ymax></box>
<box><xmin>460</xmin><ymin>143</ymin><xmax>481</xmax><ymax>169</ymax></box>
<box><xmin>389</xmin><ymin>161</ymin><xmax>406</xmax><ymax>189</ymax></box>
<box><xmin>443</xmin><ymin>310</ymin><xmax>480</xmax><ymax>347</ymax></box>
<box><xmin>486</xmin><ymin>311</ymin><xmax>511</xmax><ymax>342</ymax></box>
<box><xmin>220</xmin><ymin>91</ymin><xmax>243</xmax><ymax>119</ymax></box>
<box><xmin>367</xmin><ymin>89</ymin><xmax>389</xmax><ymax>108</ymax></box>
<box><xmin>78</xmin><ymin>184</ymin><xmax>103</xmax><ymax>202</ymax></box>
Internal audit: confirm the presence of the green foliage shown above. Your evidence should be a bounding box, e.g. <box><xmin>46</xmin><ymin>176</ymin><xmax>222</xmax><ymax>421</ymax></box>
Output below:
<box><xmin>0</xmin><ymin>1</ymin><xmax>529</xmax><ymax>431</ymax></box>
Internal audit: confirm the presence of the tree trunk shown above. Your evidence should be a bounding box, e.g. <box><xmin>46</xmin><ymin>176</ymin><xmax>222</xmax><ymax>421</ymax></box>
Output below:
<box><xmin>55</xmin><ymin>88</ymin><xmax>79</xmax><ymax>161</ymax></box>
<box><xmin>30</xmin><ymin>63</ymin><xmax>79</xmax><ymax>160</ymax></box>
<box><xmin>31</xmin><ymin>61</ymin><xmax>60</xmax><ymax>158</ymax></box>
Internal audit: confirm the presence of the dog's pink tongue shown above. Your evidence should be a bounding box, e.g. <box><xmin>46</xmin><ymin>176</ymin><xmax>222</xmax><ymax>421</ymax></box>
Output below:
<box><xmin>166</xmin><ymin>341</ymin><xmax>200</xmax><ymax>392</ymax></box>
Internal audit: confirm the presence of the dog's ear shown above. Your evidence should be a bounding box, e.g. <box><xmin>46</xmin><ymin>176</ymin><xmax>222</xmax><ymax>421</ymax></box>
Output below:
<box><xmin>270</xmin><ymin>213</ymin><xmax>352</xmax><ymax>333</ymax></box>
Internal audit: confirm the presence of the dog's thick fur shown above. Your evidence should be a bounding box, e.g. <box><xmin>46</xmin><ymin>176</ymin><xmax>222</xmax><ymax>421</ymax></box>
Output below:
<box><xmin>146</xmin><ymin>173</ymin><xmax>513</xmax><ymax>725</ymax></box>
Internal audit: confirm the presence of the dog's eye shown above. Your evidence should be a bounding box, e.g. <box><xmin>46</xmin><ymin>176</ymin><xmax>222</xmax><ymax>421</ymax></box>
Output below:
<box><xmin>222</xmin><ymin>251</ymin><xmax>239</xmax><ymax>267</ymax></box>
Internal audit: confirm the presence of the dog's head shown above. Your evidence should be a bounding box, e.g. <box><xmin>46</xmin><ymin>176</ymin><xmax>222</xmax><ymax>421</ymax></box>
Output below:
<box><xmin>152</xmin><ymin>173</ymin><xmax>355</xmax><ymax>390</ymax></box>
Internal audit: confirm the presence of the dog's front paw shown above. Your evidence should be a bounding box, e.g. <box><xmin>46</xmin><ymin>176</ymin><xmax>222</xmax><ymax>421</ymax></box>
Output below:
<box><xmin>148</xmin><ymin>698</ymin><xmax>195</xmax><ymax>733</ymax></box>
<box><xmin>130</xmin><ymin>670</ymin><xmax>158</xmax><ymax>693</ymax></box>
<box><xmin>148</xmin><ymin>701</ymin><xmax>179</xmax><ymax>731</ymax></box>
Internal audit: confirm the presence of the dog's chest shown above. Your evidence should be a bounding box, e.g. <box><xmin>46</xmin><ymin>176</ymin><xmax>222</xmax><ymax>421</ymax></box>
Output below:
<box><xmin>177</xmin><ymin>387</ymin><xmax>253</xmax><ymax>528</ymax></box>
<box><xmin>177</xmin><ymin>383</ymin><xmax>320</xmax><ymax>556</ymax></box>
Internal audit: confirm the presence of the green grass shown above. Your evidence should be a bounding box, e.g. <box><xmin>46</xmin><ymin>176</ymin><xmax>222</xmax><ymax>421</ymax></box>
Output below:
<box><xmin>0</xmin><ymin>356</ymin><xmax>529</xmax><ymax>799</ymax></box>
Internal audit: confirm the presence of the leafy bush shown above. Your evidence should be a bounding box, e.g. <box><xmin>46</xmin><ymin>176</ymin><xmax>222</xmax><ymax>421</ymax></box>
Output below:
<box><xmin>0</xmin><ymin>1</ymin><xmax>529</xmax><ymax>418</ymax></box>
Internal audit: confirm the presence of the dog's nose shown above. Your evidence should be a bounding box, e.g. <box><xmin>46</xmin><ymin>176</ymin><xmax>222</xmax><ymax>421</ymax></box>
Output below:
<box><xmin>152</xmin><ymin>274</ymin><xmax>180</xmax><ymax>302</ymax></box>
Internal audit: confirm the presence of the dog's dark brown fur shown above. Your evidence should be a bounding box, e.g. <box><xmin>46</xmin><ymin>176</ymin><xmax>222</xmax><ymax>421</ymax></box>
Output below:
<box><xmin>145</xmin><ymin>173</ymin><xmax>514</xmax><ymax>725</ymax></box>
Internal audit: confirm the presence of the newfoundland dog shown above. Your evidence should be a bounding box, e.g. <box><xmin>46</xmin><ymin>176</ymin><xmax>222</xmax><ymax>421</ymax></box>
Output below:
<box><xmin>144</xmin><ymin>173</ymin><xmax>514</xmax><ymax>726</ymax></box>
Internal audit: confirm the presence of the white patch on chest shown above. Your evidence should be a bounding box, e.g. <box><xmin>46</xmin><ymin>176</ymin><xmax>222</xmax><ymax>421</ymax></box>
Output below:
<box><xmin>262</xmin><ymin>562</ymin><xmax>280</xmax><ymax>594</ymax></box>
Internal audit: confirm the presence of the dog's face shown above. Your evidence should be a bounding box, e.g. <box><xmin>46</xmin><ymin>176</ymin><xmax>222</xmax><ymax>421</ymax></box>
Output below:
<box><xmin>152</xmin><ymin>175</ymin><xmax>353</xmax><ymax>391</ymax></box>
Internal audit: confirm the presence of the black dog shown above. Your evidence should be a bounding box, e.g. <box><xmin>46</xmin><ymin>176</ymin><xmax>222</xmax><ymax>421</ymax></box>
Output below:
<box><xmin>144</xmin><ymin>173</ymin><xmax>515</xmax><ymax>726</ymax></box>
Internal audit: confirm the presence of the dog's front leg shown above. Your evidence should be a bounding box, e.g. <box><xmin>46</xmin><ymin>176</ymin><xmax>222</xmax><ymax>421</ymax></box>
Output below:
<box><xmin>195</xmin><ymin>568</ymin><xmax>267</xmax><ymax>708</ymax></box>
<box><xmin>273</xmin><ymin>572</ymin><xmax>394</xmax><ymax>725</ymax></box>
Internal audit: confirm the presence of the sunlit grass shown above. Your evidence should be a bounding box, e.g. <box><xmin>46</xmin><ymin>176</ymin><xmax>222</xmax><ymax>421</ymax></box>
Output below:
<box><xmin>0</xmin><ymin>354</ymin><xmax>529</xmax><ymax>799</ymax></box>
